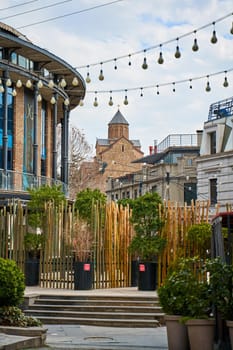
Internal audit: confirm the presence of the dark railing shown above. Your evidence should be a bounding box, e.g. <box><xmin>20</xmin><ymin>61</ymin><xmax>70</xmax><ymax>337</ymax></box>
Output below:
<box><xmin>0</xmin><ymin>169</ymin><xmax>68</xmax><ymax>195</ymax></box>
<box><xmin>208</xmin><ymin>97</ymin><xmax>233</xmax><ymax>121</ymax></box>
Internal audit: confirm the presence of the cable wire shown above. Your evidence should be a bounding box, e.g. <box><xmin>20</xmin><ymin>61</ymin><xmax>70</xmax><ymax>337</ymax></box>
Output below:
<box><xmin>0</xmin><ymin>0</ymin><xmax>73</xmax><ymax>21</ymax></box>
<box><xmin>0</xmin><ymin>0</ymin><xmax>39</xmax><ymax>11</ymax></box>
<box><xmin>16</xmin><ymin>0</ymin><xmax>124</xmax><ymax>29</ymax></box>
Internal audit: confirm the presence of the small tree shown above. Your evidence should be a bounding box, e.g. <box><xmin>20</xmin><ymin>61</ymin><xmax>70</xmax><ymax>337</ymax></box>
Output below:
<box><xmin>75</xmin><ymin>188</ymin><xmax>106</xmax><ymax>223</ymax></box>
<box><xmin>128</xmin><ymin>192</ymin><xmax>166</xmax><ymax>261</ymax></box>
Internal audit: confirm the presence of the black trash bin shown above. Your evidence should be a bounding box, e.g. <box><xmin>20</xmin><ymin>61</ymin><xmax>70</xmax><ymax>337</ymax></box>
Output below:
<box><xmin>73</xmin><ymin>261</ymin><xmax>93</xmax><ymax>290</ymax></box>
<box><xmin>138</xmin><ymin>262</ymin><xmax>157</xmax><ymax>291</ymax></box>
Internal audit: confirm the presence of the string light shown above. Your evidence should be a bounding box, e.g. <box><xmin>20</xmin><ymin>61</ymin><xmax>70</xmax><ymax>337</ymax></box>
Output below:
<box><xmin>157</xmin><ymin>45</ymin><xmax>164</xmax><ymax>64</ymax></box>
<box><xmin>79</xmin><ymin>99</ymin><xmax>84</xmax><ymax>106</ymax></box>
<box><xmin>128</xmin><ymin>54</ymin><xmax>132</xmax><ymax>66</ymax></box>
<box><xmin>223</xmin><ymin>72</ymin><xmax>229</xmax><ymax>87</ymax></box>
<box><xmin>86</xmin><ymin>66</ymin><xmax>91</xmax><ymax>83</ymax></box>
<box><xmin>142</xmin><ymin>51</ymin><xmax>148</xmax><ymax>69</ymax></box>
<box><xmin>82</xmin><ymin>67</ymin><xmax>233</xmax><ymax>104</ymax></box>
<box><xmin>16</xmin><ymin>79</ymin><xmax>22</xmax><ymax>88</ymax></box>
<box><xmin>74</xmin><ymin>11</ymin><xmax>232</xmax><ymax>72</ymax></box>
<box><xmin>192</xmin><ymin>31</ymin><xmax>199</xmax><ymax>52</ymax></box>
<box><xmin>140</xmin><ymin>87</ymin><xmax>143</xmax><ymax>97</ymax></box>
<box><xmin>174</xmin><ymin>38</ymin><xmax>181</xmax><ymax>59</ymax></box>
<box><xmin>50</xmin><ymin>96</ymin><xmax>56</xmax><ymax>104</ymax></box>
<box><xmin>114</xmin><ymin>58</ymin><xmax>117</xmax><ymax>70</ymax></box>
<box><xmin>37</xmin><ymin>80</ymin><xmax>43</xmax><ymax>88</ymax></box>
<box><xmin>123</xmin><ymin>90</ymin><xmax>128</xmax><ymax>105</ymax></box>
<box><xmin>108</xmin><ymin>92</ymin><xmax>113</xmax><ymax>106</ymax></box>
<box><xmin>60</xmin><ymin>78</ymin><xmax>67</xmax><ymax>88</ymax></box>
<box><xmin>37</xmin><ymin>93</ymin><xmax>42</xmax><ymax>102</ymax></box>
<box><xmin>48</xmin><ymin>79</ymin><xmax>54</xmax><ymax>88</ymax></box>
<box><xmin>72</xmin><ymin>77</ymin><xmax>79</xmax><ymax>86</ymax></box>
<box><xmin>26</xmin><ymin>79</ymin><xmax>32</xmax><ymax>88</ymax></box>
<box><xmin>211</xmin><ymin>22</ymin><xmax>218</xmax><ymax>44</ymax></box>
<box><xmin>93</xmin><ymin>92</ymin><xmax>98</xmax><ymax>107</ymax></box>
<box><xmin>99</xmin><ymin>63</ymin><xmax>104</xmax><ymax>81</ymax></box>
<box><xmin>12</xmin><ymin>88</ymin><xmax>17</xmax><ymax>97</ymax></box>
<box><xmin>205</xmin><ymin>76</ymin><xmax>211</xmax><ymax>92</ymax></box>
<box><xmin>64</xmin><ymin>97</ymin><xmax>70</xmax><ymax>106</ymax></box>
<box><xmin>6</xmin><ymin>78</ymin><xmax>12</xmax><ymax>87</ymax></box>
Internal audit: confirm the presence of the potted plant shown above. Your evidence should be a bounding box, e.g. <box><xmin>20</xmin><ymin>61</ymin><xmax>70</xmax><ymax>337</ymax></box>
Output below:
<box><xmin>72</xmin><ymin>220</ymin><xmax>94</xmax><ymax>290</ymax></box>
<box><xmin>24</xmin><ymin>232</ymin><xmax>45</xmax><ymax>286</ymax></box>
<box><xmin>158</xmin><ymin>257</ymin><xmax>214</xmax><ymax>350</ymax></box>
<box><xmin>128</xmin><ymin>192</ymin><xmax>166</xmax><ymax>291</ymax></box>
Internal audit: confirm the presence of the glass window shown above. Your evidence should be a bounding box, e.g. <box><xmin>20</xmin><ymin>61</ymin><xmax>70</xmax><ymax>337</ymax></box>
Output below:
<box><xmin>210</xmin><ymin>132</ymin><xmax>216</xmax><ymax>154</ymax></box>
<box><xmin>210</xmin><ymin>178</ymin><xmax>217</xmax><ymax>205</ymax></box>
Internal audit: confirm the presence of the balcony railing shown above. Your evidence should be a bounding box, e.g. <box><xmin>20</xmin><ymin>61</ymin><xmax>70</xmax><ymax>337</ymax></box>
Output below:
<box><xmin>0</xmin><ymin>169</ymin><xmax>68</xmax><ymax>196</ymax></box>
<box><xmin>208</xmin><ymin>97</ymin><xmax>233</xmax><ymax>121</ymax></box>
<box><xmin>157</xmin><ymin>134</ymin><xmax>198</xmax><ymax>153</ymax></box>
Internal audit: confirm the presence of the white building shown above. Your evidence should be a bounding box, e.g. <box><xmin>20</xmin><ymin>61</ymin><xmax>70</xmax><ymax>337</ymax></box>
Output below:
<box><xmin>197</xmin><ymin>96</ymin><xmax>233</xmax><ymax>211</ymax></box>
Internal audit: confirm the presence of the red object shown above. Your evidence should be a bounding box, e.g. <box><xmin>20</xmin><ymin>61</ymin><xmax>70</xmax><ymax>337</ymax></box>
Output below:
<box><xmin>83</xmin><ymin>263</ymin><xmax>91</xmax><ymax>271</ymax></box>
<box><xmin>139</xmin><ymin>264</ymin><xmax>145</xmax><ymax>272</ymax></box>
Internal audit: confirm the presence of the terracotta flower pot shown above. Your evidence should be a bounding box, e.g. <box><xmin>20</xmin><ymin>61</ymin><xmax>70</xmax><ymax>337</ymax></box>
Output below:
<box><xmin>186</xmin><ymin>319</ymin><xmax>215</xmax><ymax>350</ymax></box>
<box><xmin>165</xmin><ymin>315</ymin><xmax>190</xmax><ymax>350</ymax></box>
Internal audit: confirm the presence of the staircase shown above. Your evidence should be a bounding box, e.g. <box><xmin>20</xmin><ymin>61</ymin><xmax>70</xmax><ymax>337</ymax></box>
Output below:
<box><xmin>24</xmin><ymin>294</ymin><xmax>165</xmax><ymax>328</ymax></box>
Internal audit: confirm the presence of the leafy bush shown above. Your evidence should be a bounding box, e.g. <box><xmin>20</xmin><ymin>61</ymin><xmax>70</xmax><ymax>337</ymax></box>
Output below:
<box><xmin>158</xmin><ymin>257</ymin><xmax>211</xmax><ymax>319</ymax></box>
<box><xmin>0</xmin><ymin>258</ymin><xmax>25</xmax><ymax>307</ymax></box>
<box><xmin>0</xmin><ymin>306</ymin><xmax>42</xmax><ymax>327</ymax></box>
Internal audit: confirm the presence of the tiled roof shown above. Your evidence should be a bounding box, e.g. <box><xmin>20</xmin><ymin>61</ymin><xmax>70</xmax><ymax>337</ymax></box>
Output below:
<box><xmin>108</xmin><ymin>110</ymin><xmax>129</xmax><ymax>125</ymax></box>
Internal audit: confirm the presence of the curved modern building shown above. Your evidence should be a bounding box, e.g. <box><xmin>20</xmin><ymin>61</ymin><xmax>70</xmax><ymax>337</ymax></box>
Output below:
<box><xmin>0</xmin><ymin>22</ymin><xmax>85</xmax><ymax>200</ymax></box>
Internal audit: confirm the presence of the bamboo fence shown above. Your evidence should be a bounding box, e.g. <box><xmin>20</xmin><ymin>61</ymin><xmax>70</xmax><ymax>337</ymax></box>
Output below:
<box><xmin>0</xmin><ymin>199</ymin><xmax>218</xmax><ymax>289</ymax></box>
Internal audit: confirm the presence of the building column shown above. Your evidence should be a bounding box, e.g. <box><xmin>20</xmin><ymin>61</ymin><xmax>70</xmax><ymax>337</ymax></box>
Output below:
<box><xmin>33</xmin><ymin>83</ymin><xmax>39</xmax><ymax>183</ymax></box>
<box><xmin>61</xmin><ymin>104</ymin><xmax>69</xmax><ymax>186</ymax></box>
<box><xmin>2</xmin><ymin>70</ymin><xmax>8</xmax><ymax>174</ymax></box>
<box><xmin>52</xmin><ymin>93</ymin><xmax>58</xmax><ymax>180</ymax></box>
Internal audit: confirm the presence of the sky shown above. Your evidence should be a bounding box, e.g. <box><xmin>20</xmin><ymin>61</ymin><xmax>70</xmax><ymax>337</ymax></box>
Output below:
<box><xmin>1</xmin><ymin>0</ymin><xmax>233</xmax><ymax>155</ymax></box>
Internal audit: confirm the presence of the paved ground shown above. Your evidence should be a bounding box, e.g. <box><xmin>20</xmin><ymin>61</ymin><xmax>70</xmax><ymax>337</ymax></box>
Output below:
<box><xmin>0</xmin><ymin>287</ymin><xmax>168</xmax><ymax>350</ymax></box>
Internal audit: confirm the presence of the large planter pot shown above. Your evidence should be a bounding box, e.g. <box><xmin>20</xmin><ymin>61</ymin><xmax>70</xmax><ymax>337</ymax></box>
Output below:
<box><xmin>25</xmin><ymin>258</ymin><xmax>40</xmax><ymax>286</ymax></box>
<box><xmin>131</xmin><ymin>260</ymin><xmax>138</xmax><ymax>287</ymax></box>
<box><xmin>226</xmin><ymin>320</ymin><xmax>233</xmax><ymax>349</ymax></box>
<box><xmin>73</xmin><ymin>261</ymin><xmax>93</xmax><ymax>290</ymax></box>
<box><xmin>165</xmin><ymin>315</ymin><xmax>190</xmax><ymax>350</ymax></box>
<box><xmin>138</xmin><ymin>261</ymin><xmax>157</xmax><ymax>291</ymax></box>
<box><xmin>186</xmin><ymin>319</ymin><xmax>215</xmax><ymax>350</ymax></box>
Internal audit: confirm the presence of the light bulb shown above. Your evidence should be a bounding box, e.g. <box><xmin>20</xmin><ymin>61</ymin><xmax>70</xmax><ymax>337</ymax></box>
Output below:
<box><xmin>192</xmin><ymin>38</ymin><xmax>199</xmax><ymax>52</ymax></box>
<box><xmin>109</xmin><ymin>96</ymin><xmax>113</xmax><ymax>106</ymax></box>
<box><xmin>26</xmin><ymin>79</ymin><xmax>32</xmax><ymax>88</ymax></box>
<box><xmin>123</xmin><ymin>95</ymin><xmax>128</xmax><ymax>105</ymax></box>
<box><xmin>142</xmin><ymin>57</ymin><xmax>148</xmax><ymax>69</ymax></box>
<box><xmin>50</xmin><ymin>96</ymin><xmax>56</xmax><ymax>104</ymax></box>
<box><xmin>231</xmin><ymin>22</ymin><xmax>233</xmax><ymax>35</ymax></box>
<box><xmin>99</xmin><ymin>69</ymin><xmax>104</xmax><ymax>81</ymax></box>
<box><xmin>37</xmin><ymin>80</ymin><xmax>43</xmax><ymax>88</ymax></box>
<box><xmin>16</xmin><ymin>79</ymin><xmax>22</xmax><ymax>88</ymax></box>
<box><xmin>206</xmin><ymin>81</ymin><xmax>211</xmax><ymax>92</ymax></box>
<box><xmin>79</xmin><ymin>99</ymin><xmax>84</xmax><ymax>106</ymax></box>
<box><xmin>37</xmin><ymin>94</ymin><xmax>42</xmax><ymax>102</ymax></box>
<box><xmin>48</xmin><ymin>79</ymin><xmax>54</xmax><ymax>88</ymax></box>
<box><xmin>64</xmin><ymin>98</ymin><xmax>70</xmax><ymax>106</ymax></box>
<box><xmin>223</xmin><ymin>77</ymin><xmax>229</xmax><ymax>88</ymax></box>
<box><xmin>0</xmin><ymin>85</ymin><xmax>4</xmax><ymax>93</ymax></box>
<box><xmin>72</xmin><ymin>77</ymin><xmax>79</xmax><ymax>86</ymax></box>
<box><xmin>60</xmin><ymin>78</ymin><xmax>67</xmax><ymax>88</ymax></box>
<box><xmin>86</xmin><ymin>72</ymin><xmax>91</xmax><ymax>83</ymax></box>
<box><xmin>211</xmin><ymin>30</ymin><xmax>217</xmax><ymax>44</ymax></box>
<box><xmin>174</xmin><ymin>46</ymin><xmax>181</xmax><ymax>58</ymax></box>
<box><xmin>157</xmin><ymin>52</ymin><xmax>164</xmax><ymax>64</ymax></box>
<box><xmin>12</xmin><ymin>88</ymin><xmax>17</xmax><ymax>97</ymax></box>
<box><xmin>93</xmin><ymin>97</ymin><xmax>98</xmax><ymax>107</ymax></box>
<box><xmin>6</xmin><ymin>78</ymin><xmax>12</xmax><ymax>87</ymax></box>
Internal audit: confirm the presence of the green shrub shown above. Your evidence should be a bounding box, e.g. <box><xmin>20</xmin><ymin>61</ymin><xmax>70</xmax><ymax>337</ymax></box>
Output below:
<box><xmin>0</xmin><ymin>306</ymin><xmax>42</xmax><ymax>327</ymax></box>
<box><xmin>0</xmin><ymin>258</ymin><xmax>25</xmax><ymax>307</ymax></box>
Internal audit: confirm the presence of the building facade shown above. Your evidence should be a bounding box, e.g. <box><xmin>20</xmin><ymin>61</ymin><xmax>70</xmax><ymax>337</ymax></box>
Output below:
<box><xmin>77</xmin><ymin>109</ymin><xmax>144</xmax><ymax>193</ymax></box>
<box><xmin>106</xmin><ymin>133</ymin><xmax>200</xmax><ymax>204</ymax></box>
<box><xmin>0</xmin><ymin>22</ymin><xmax>85</xmax><ymax>201</ymax></box>
<box><xmin>197</xmin><ymin>96</ymin><xmax>233</xmax><ymax>211</ymax></box>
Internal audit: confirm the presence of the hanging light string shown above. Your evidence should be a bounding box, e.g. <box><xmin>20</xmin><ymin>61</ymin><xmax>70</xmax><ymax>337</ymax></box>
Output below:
<box><xmin>74</xmin><ymin>11</ymin><xmax>233</xmax><ymax>70</ymax></box>
<box><xmin>68</xmin><ymin>67</ymin><xmax>233</xmax><ymax>106</ymax></box>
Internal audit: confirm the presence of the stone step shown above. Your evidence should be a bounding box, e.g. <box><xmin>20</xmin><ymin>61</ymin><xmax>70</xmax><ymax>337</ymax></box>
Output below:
<box><xmin>24</xmin><ymin>293</ymin><xmax>165</xmax><ymax>328</ymax></box>
<box><xmin>28</xmin><ymin>304</ymin><xmax>162</xmax><ymax>313</ymax></box>
<box><xmin>28</xmin><ymin>316</ymin><xmax>161</xmax><ymax>327</ymax></box>
<box><xmin>25</xmin><ymin>309</ymin><xmax>164</xmax><ymax>321</ymax></box>
<box><xmin>34</xmin><ymin>298</ymin><xmax>160</xmax><ymax>307</ymax></box>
